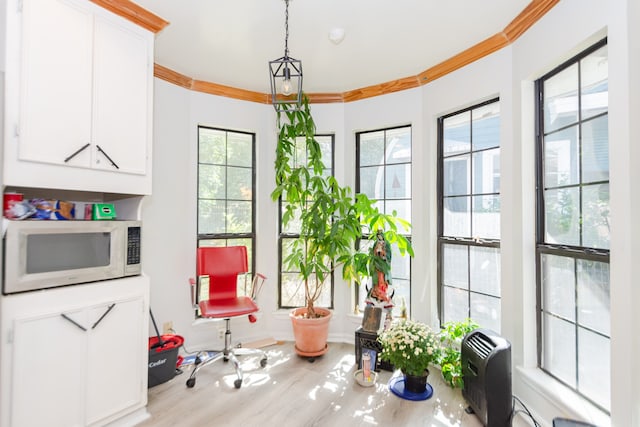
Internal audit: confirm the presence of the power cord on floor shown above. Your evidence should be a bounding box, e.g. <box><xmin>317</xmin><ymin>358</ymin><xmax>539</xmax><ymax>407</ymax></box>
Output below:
<box><xmin>164</xmin><ymin>327</ymin><xmax>200</xmax><ymax>356</ymax></box>
<box><xmin>511</xmin><ymin>395</ymin><xmax>541</xmax><ymax>427</ymax></box>
<box><xmin>158</xmin><ymin>326</ymin><xmax>205</xmax><ymax>375</ymax></box>
<box><xmin>164</xmin><ymin>326</ymin><xmax>222</xmax><ymax>365</ymax></box>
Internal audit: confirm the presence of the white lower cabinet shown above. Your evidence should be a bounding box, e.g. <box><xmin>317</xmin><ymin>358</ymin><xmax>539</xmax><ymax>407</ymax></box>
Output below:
<box><xmin>11</xmin><ymin>308</ymin><xmax>87</xmax><ymax>427</ymax></box>
<box><xmin>0</xmin><ymin>277</ymin><xmax>149</xmax><ymax>427</ymax></box>
<box><xmin>85</xmin><ymin>299</ymin><xmax>145</xmax><ymax>426</ymax></box>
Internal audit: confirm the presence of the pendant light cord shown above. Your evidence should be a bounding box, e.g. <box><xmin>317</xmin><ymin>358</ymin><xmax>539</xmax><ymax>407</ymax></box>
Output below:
<box><xmin>284</xmin><ymin>0</ymin><xmax>290</xmax><ymax>58</ymax></box>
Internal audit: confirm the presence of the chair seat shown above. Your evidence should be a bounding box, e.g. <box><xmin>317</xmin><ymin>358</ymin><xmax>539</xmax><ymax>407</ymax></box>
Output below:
<box><xmin>199</xmin><ymin>296</ymin><xmax>259</xmax><ymax>318</ymax></box>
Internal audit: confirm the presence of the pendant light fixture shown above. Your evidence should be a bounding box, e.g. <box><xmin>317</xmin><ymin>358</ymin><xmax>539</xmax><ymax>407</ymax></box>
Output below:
<box><xmin>269</xmin><ymin>0</ymin><xmax>303</xmax><ymax>111</ymax></box>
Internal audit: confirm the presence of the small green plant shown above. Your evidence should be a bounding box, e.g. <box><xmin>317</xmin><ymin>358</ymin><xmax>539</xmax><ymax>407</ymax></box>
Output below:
<box><xmin>437</xmin><ymin>318</ymin><xmax>479</xmax><ymax>388</ymax></box>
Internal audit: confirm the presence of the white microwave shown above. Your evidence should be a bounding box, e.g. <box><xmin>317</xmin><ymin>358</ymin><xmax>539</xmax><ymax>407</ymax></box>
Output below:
<box><xmin>3</xmin><ymin>220</ymin><xmax>141</xmax><ymax>295</ymax></box>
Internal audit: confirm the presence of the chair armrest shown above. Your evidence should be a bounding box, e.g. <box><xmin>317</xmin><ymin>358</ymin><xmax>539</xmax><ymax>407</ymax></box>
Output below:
<box><xmin>250</xmin><ymin>273</ymin><xmax>267</xmax><ymax>300</ymax></box>
<box><xmin>188</xmin><ymin>277</ymin><xmax>198</xmax><ymax>309</ymax></box>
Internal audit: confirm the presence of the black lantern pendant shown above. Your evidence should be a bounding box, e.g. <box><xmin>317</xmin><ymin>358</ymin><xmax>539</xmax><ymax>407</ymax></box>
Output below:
<box><xmin>269</xmin><ymin>0</ymin><xmax>303</xmax><ymax>112</ymax></box>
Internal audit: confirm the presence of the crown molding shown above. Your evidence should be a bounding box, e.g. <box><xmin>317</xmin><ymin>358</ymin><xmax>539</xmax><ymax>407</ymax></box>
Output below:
<box><xmin>154</xmin><ymin>64</ymin><xmax>193</xmax><ymax>89</ymax></box>
<box><xmin>343</xmin><ymin>75</ymin><xmax>422</xmax><ymax>103</ymax></box>
<box><xmin>191</xmin><ymin>81</ymin><xmax>270</xmax><ymax>104</ymax></box>
<box><xmin>91</xmin><ymin>0</ymin><xmax>169</xmax><ymax>33</ymax></box>
<box><xmin>504</xmin><ymin>0</ymin><xmax>560</xmax><ymax>41</ymax></box>
<box><xmin>306</xmin><ymin>93</ymin><xmax>345</xmax><ymax>104</ymax></box>
<box><xmin>418</xmin><ymin>33</ymin><xmax>510</xmax><ymax>84</ymax></box>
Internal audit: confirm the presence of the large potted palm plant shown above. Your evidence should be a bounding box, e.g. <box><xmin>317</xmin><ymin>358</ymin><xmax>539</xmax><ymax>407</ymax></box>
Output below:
<box><xmin>271</xmin><ymin>96</ymin><xmax>413</xmax><ymax>357</ymax></box>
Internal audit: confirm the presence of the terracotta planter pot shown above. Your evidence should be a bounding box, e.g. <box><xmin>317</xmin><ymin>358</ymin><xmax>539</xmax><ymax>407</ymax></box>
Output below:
<box><xmin>290</xmin><ymin>307</ymin><xmax>332</xmax><ymax>357</ymax></box>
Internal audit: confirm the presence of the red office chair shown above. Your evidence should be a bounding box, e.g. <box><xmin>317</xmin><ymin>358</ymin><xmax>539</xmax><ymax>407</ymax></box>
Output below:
<box><xmin>186</xmin><ymin>246</ymin><xmax>267</xmax><ymax>389</ymax></box>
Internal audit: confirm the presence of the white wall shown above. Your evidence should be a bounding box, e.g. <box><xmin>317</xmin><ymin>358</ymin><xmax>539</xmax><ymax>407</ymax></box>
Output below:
<box><xmin>607</xmin><ymin>0</ymin><xmax>640</xmax><ymax>426</ymax></box>
<box><xmin>144</xmin><ymin>1</ymin><xmax>636</xmax><ymax>425</ymax></box>
<box><xmin>142</xmin><ymin>79</ymin><xmax>192</xmax><ymax>339</ymax></box>
<box><xmin>0</xmin><ymin>0</ymin><xmax>5</xmax><ymax>73</ymax></box>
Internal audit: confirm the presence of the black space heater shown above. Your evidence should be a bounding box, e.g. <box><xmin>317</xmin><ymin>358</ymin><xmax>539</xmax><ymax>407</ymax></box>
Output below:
<box><xmin>461</xmin><ymin>328</ymin><xmax>512</xmax><ymax>427</ymax></box>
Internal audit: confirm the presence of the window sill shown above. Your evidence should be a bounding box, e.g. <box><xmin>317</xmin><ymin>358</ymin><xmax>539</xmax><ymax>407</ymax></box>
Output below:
<box><xmin>272</xmin><ymin>309</ymin><xmax>292</xmax><ymax>320</ymax></box>
<box><xmin>515</xmin><ymin>366</ymin><xmax>610</xmax><ymax>427</ymax></box>
<box><xmin>272</xmin><ymin>308</ymin><xmax>337</xmax><ymax>320</ymax></box>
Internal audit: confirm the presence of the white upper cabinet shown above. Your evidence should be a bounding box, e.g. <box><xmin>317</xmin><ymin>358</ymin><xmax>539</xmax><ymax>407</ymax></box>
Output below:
<box><xmin>3</xmin><ymin>0</ymin><xmax>154</xmax><ymax>194</ymax></box>
<box><xmin>92</xmin><ymin>14</ymin><xmax>149</xmax><ymax>174</ymax></box>
<box><xmin>19</xmin><ymin>0</ymin><xmax>93</xmax><ymax>166</ymax></box>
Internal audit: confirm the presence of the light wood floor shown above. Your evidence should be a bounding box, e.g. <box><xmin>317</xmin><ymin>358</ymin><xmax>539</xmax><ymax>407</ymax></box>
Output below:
<box><xmin>139</xmin><ymin>341</ymin><xmax>518</xmax><ymax>427</ymax></box>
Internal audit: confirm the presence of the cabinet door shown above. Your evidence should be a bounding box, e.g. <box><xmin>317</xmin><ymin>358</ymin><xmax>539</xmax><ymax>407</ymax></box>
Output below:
<box><xmin>85</xmin><ymin>297</ymin><xmax>146</xmax><ymax>426</ymax></box>
<box><xmin>11</xmin><ymin>309</ymin><xmax>86</xmax><ymax>427</ymax></box>
<box><xmin>92</xmin><ymin>14</ymin><xmax>151</xmax><ymax>175</ymax></box>
<box><xmin>19</xmin><ymin>0</ymin><xmax>93</xmax><ymax>166</ymax></box>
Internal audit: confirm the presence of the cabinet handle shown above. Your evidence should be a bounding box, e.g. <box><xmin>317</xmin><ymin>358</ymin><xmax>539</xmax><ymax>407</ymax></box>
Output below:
<box><xmin>60</xmin><ymin>313</ymin><xmax>87</xmax><ymax>332</ymax></box>
<box><xmin>96</xmin><ymin>145</ymin><xmax>120</xmax><ymax>169</ymax></box>
<box><xmin>64</xmin><ymin>143</ymin><xmax>91</xmax><ymax>163</ymax></box>
<box><xmin>92</xmin><ymin>303</ymin><xmax>116</xmax><ymax>330</ymax></box>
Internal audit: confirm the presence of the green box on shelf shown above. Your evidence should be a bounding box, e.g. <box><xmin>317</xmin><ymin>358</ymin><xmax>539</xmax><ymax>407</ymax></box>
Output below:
<box><xmin>93</xmin><ymin>203</ymin><xmax>116</xmax><ymax>220</ymax></box>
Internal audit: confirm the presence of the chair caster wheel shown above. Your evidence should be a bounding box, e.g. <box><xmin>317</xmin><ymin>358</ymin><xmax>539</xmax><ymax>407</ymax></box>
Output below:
<box><xmin>307</xmin><ymin>357</ymin><xmax>315</xmax><ymax>363</ymax></box>
<box><xmin>234</xmin><ymin>379</ymin><xmax>242</xmax><ymax>389</ymax></box>
<box><xmin>186</xmin><ymin>378</ymin><xmax>196</xmax><ymax>388</ymax></box>
<box><xmin>260</xmin><ymin>357</ymin><xmax>267</xmax><ymax>368</ymax></box>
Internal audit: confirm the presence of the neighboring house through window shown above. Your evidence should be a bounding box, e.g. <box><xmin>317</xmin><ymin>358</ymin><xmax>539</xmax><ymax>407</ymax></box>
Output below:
<box><xmin>535</xmin><ymin>38</ymin><xmax>610</xmax><ymax>412</ymax></box>
<box><xmin>438</xmin><ymin>99</ymin><xmax>501</xmax><ymax>332</ymax></box>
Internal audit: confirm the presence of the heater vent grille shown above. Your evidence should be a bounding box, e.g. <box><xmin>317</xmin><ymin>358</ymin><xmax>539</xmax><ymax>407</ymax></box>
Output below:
<box><xmin>467</xmin><ymin>333</ymin><xmax>495</xmax><ymax>359</ymax></box>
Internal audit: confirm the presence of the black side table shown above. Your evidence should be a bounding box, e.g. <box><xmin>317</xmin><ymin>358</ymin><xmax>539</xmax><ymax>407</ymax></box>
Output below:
<box><xmin>355</xmin><ymin>326</ymin><xmax>394</xmax><ymax>372</ymax></box>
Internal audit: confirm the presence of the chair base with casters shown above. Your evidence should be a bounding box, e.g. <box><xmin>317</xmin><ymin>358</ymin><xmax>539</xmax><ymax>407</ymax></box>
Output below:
<box><xmin>185</xmin><ymin>318</ymin><xmax>267</xmax><ymax>389</ymax></box>
<box><xmin>552</xmin><ymin>418</ymin><xmax>597</xmax><ymax>427</ymax></box>
<box><xmin>186</xmin><ymin>246</ymin><xmax>267</xmax><ymax>389</ymax></box>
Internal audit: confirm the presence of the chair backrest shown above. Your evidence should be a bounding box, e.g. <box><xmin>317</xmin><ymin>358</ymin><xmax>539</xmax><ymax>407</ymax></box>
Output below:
<box><xmin>196</xmin><ymin>246</ymin><xmax>248</xmax><ymax>301</ymax></box>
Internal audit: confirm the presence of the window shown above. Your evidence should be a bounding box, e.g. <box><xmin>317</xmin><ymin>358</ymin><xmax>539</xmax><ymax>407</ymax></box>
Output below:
<box><xmin>278</xmin><ymin>134</ymin><xmax>334</xmax><ymax>308</ymax></box>
<box><xmin>356</xmin><ymin>126</ymin><xmax>412</xmax><ymax>317</ymax></box>
<box><xmin>197</xmin><ymin>126</ymin><xmax>256</xmax><ymax>303</ymax></box>
<box><xmin>536</xmin><ymin>39</ymin><xmax>609</xmax><ymax>411</ymax></box>
<box><xmin>438</xmin><ymin>99</ymin><xmax>501</xmax><ymax>332</ymax></box>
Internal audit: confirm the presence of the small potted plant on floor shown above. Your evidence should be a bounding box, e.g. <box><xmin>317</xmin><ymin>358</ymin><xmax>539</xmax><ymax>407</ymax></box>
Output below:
<box><xmin>378</xmin><ymin>319</ymin><xmax>441</xmax><ymax>394</ymax></box>
<box><xmin>271</xmin><ymin>96</ymin><xmax>413</xmax><ymax>357</ymax></box>
<box><xmin>436</xmin><ymin>318</ymin><xmax>479</xmax><ymax>388</ymax></box>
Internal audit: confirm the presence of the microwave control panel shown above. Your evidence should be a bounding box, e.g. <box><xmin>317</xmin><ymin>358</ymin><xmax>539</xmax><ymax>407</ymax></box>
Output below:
<box><xmin>127</xmin><ymin>226</ymin><xmax>142</xmax><ymax>266</ymax></box>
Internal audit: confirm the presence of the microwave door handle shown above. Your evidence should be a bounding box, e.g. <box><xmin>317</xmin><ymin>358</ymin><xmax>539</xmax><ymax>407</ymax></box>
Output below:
<box><xmin>60</xmin><ymin>313</ymin><xmax>88</xmax><ymax>332</ymax></box>
<box><xmin>91</xmin><ymin>303</ymin><xmax>116</xmax><ymax>330</ymax></box>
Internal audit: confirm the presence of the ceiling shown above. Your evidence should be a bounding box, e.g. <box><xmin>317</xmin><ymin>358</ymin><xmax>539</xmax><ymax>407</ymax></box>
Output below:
<box><xmin>134</xmin><ymin>0</ymin><xmax>532</xmax><ymax>94</ymax></box>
